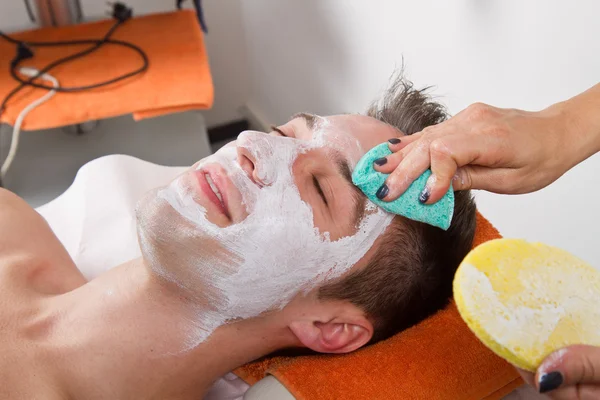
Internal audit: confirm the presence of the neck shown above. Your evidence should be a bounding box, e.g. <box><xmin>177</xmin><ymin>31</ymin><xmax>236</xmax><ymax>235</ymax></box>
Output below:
<box><xmin>50</xmin><ymin>258</ymin><xmax>290</xmax><ymax>400</ymax></box>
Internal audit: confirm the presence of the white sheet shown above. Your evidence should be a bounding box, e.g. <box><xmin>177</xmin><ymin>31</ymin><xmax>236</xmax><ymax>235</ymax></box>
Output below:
<box><xmin>36</xmin><ymin>154</ymin><xmax>186</xmax><ymax>279</ymax></box>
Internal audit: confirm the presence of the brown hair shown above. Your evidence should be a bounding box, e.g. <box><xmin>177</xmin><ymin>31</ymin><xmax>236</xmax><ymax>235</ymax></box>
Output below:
<box><xmin>319</xmin><ymin>76</ymin><xmax>477</xmax><ymax>343</ymax></box>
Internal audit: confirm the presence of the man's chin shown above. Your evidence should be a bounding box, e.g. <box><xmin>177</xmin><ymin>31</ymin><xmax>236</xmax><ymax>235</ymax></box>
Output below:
<box><xmin>135</xmin><ymin>188</ymin><xmax>239</xmax><ymax>295</ymax></box>
<box><xmin>136</xmin><ymin>188</ymin><xmax>203</xmax><ymax>249</ymax></box>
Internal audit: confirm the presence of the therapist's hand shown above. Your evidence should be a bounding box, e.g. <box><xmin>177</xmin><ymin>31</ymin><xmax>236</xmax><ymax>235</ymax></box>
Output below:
<box><xmin>373</xmin><ymin>83</ymin><xmax>600</xmax><ymax>203</ymax></box>
<box><xmin>517</xmin><ymin>345</ymin><xmax>600</xmax><ymax>399</ymax></box>
<box><xmin>374</xmin><ymin>103</ymin><xmax>572</xmax><ymax>203</ymax></box>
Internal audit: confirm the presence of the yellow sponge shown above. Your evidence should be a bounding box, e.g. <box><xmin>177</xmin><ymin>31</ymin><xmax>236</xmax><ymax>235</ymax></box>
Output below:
<box><xmin>453</xmin><ymin>238</ymin><xmax>600</xmax><ymax>371</ymax></box>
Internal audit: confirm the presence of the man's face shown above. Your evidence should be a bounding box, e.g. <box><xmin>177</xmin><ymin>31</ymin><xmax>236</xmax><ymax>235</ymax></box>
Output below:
<box><xmin>195</xmin><ymin>114</ymin><xmax>398</xmax><ymax>237</ymax></box>
<box><xmin>136</xmin><ymin>114</ymin><xmax>399</xmax><ymax>345</ymax></box>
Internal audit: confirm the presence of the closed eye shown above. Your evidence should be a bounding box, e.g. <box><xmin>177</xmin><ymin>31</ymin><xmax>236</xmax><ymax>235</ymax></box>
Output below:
<box><xmin>271</xmin><ymin>126</ymin><xmax>287</xmax><ymax>137</ymax></box>
<box><xmin>313</xmin><ymin>175</ymin><xmax>328</xmax><ymax>205</ymax></box>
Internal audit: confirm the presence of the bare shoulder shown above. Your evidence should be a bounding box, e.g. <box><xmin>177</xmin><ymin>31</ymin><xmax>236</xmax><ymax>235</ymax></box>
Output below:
<box><xmin>0</xmin><ymin>188</ymin><xmax>62</xmax><ymax>256</ymax></box>
<box><xmin>0</xmin><ymin>188</ymin><xmax>86</xmax><ymax>294</ymax></box>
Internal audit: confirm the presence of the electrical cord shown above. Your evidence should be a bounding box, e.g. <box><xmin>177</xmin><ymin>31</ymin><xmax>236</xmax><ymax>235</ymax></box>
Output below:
<box><xmin>177</xmin><ymin>0</ymin><xmax>207</xmax><ymax>33</ymax></box>
<box><xmin>23</xmin><ymin>0</ymin><xmax>36</xmax><ymax>23</ymax></box>
<box><xmin>0</xmin><ymin>2</ymin><xmax>147</xmax><ymax>115</ymax></box>
<box><xmin>0</xmin><ymin>67</ymin><xmax>59</xmax><ymax>182</ymax></box>
<box><xmin>0</xmin><ymin>2</ymin><xmax>147</xmax><ymax>185</ymax></box>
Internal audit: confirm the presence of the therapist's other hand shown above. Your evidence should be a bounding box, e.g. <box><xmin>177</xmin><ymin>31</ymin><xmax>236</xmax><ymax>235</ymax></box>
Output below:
<box><xmin>374</xmin><ymin>103</ymin><xmax>571</xmax><ymax>203</ymax></box>
<box><xmin>517</xmin><ymin>345</ymin><xmax>600</xmax><ymax>399</ymax></box>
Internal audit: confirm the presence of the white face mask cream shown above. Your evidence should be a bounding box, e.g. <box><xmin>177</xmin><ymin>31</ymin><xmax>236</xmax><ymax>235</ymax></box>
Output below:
<box><xmin>136</xmin><ymin>118</ymin><xmax>392</xmax><ymax>347</ymax></box>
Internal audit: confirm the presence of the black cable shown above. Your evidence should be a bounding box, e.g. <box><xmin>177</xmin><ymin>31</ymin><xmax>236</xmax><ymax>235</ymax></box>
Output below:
<box><xmin>8</xmin><ymin>37</ymin><xmax>148</xmax><ymax>92</ymax></box>
<box><xmin>23</xmin><ymin>0</ymin><xmax>36</xmax><ymax>23</ymax></box>
<box><xmin>177</xmin><ymin>0</ymin><xmax>207</xmax><ymax>33</ymax></box>
<box><xmin>1</xmin><ymin>20</ymin><xmax>121</xmax><ymax>109</ymax></box>
<box><xmin>0</xmin><ymin>2</ymin><xmax>148</xmax><ymax>115</ymax></box>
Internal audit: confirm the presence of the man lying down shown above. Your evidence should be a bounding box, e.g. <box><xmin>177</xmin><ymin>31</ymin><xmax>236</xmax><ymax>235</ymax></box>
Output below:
<box><xmin>0</xmin><ymin>77</ymin><xmax>476</xmax><ymax>400</ymax></box>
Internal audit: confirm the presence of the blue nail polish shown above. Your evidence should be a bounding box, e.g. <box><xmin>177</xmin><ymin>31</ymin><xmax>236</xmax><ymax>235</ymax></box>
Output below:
<box><xmin>419</xmin><ymin>187</ymin><xmax>430</xmax><ymax>203</ymax></box>
<box><xmin>374</xmin><ymin>157</ymin><xmax>387</xmax><ymax>166</ymax></box>
<box><xmin>376</xmin><ymin>184</ymin><xmax>389</xmax><ymax>200</ymax></box>
<box><xmin>539</xmin><ymin>371</ymin><xmax>563</xmax><ymax>393</ymax></box>
<box><xmin>388</xmin><ymin>138</ymin><xmax>401</xmax><ymax>144</ymax></box>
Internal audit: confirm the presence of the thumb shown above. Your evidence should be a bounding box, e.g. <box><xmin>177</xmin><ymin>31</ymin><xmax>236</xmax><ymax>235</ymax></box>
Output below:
<box><xmin>452</xmin><ymin>165</ymin><xmax>500</xmax><ymax>192</ymax></box>
<box><xmin>454</xmin><ymin>165</ymin><xmax>519</xmax><ymax>194</ymax></box>
<box><xmin>537</xmin><ymin>345</ymin><xmax>600</xmax><ymax>392</ymax></box>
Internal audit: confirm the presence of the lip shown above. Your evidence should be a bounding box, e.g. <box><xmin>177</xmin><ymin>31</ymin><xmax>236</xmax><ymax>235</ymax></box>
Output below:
<box><xmin>194</xmin><ymin>167</ymin><xmax>230</xmax><ymax>219</ymax></box>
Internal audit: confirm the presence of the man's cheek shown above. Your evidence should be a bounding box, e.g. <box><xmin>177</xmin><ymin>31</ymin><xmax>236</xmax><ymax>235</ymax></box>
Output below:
<box><xmin>289</xmin><ymin>176</ymin><xmax>320</xmax><ymax>232</ymax></box>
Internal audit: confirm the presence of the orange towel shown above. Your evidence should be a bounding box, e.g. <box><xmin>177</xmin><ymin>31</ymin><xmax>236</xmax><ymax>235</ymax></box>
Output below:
<box><xmin>0</xmin><ymin>10</ymin><xmax>213</xmax><ymax>130</ymax></box>
<box><xmin>236</xmin><ymin>212</ymin><xmax>524</xmax><ymax>399</ymax></box>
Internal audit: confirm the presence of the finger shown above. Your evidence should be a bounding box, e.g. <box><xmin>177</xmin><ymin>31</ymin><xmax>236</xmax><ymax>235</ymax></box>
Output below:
<box><xmin>455</xmin><ymin>165</ymin><xmax>515</xmax><ymax>193</ymax></box>
<box><xmin>426</xmin><ymin>131</ymin><xmax>510</xmax><ymax>193</ymax></box>
<box><xmin>538</xmin><ymin>384</ymin><xmax>600</xmax><ymax>400</ymax></box>
<box><xmin>378</xmin><ymin>141</ymin><xmax>431</xmax><ymax>202</ymax></box>
<box><xmin>387</xmin><ymin>123</ymin><xmax>454</xmax><ymax>153</ymax></box>
<box><xmin>387</xmin><ymin>131</ymin><xmax>422</xmax><ymax>152</ymax></box>
<box><xmin>451</xmin><ymin>167</ymin><xmax>473</xmax><ymax>192</ymax></box>
<box><xmin>376</xmin><ymin>123</ymin><xmax>455</xmax><ymax>173</ymax></box>
<box><xmin>420</xmin><ymin>139</ymin><xmax>459</xmax><ymax>204</ymax></box>
<box><xmin>418</xmin><ymin>133</ymin><xmax>486</xmax><ymax>202</ymax></box>
<box><xmin>462</xmin><ymin>165</ymin><xmax>535</xmax><ymax>195</ymax></box>
<box><xmin>374</xmin><ymin>141</ymin><xmax>417</xmax><ymax>173</ymax></box>
<box><xmin>517</xmin><ymin>367</ymin><xmax>600</xmax><ymax>400</ymax></box>
<box><xmin>536</xmin><ymin>345</ymin><xmax>600</xmax><ymax>394</ymax></box>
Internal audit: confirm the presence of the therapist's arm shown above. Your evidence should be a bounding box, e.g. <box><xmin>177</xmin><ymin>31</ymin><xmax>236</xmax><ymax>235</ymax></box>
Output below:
<box><xmin>561</xmin><ymin>83</ymin><xmax>600</xmax><ymax>174</ymax></box>
<box><xmin>373</xmin><ymin>83</ymin><xmax>600</xmax><ymax>203</ymax></box>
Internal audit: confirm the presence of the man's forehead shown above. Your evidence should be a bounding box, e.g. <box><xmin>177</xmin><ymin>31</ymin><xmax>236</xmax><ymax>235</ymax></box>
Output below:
<box><xmin>289</xmin><ymin>113</ymin><xmax>402</xmax><ymax>157</ymax></box>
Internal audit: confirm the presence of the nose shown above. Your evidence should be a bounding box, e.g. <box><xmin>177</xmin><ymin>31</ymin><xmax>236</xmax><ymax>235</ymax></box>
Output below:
<box><xmin>236</xmin><ymin>146</ymin><xmax>262</xmax><ymax>187</ymax></box>
<box><xmin>236</xmin><ymin>130</ymin><xmax>269</xmax><ymax>186</ymax></box>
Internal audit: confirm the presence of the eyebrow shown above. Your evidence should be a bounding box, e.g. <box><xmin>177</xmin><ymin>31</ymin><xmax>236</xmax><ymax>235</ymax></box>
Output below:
<box><xmin>291</xmin><ymin>112</ymin><xmax>318</xmax><ymax>130</ymax></box>
<box><xmin>331</xmin><ymin>149</ymin><xmax>367</xmax><ymax>227</ymax></box>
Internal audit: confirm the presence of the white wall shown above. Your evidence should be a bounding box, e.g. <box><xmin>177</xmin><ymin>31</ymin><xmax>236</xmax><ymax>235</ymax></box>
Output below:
<box><xmin>238</xmin><ymin>0</ymin><xmax>600</xmax><ymax>265</ymax></box>
<box><xmin>0</xmin><ymin>0</ymin><xmax>249</xmax><ymax>127</ymax></box>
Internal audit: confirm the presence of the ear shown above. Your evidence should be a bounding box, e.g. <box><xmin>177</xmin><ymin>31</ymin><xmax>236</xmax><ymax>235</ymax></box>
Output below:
<box><xmin>289</xmin><ymin>317</ymin><xmax>373</xmax><ymax>354</ymax></box>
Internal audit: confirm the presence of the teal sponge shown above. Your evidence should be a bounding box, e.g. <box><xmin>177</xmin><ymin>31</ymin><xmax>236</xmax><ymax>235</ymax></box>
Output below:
<box><xmin>352</xmin><ymin>143</ymin><xmax>454</xmax><ymax>230</ymax></box>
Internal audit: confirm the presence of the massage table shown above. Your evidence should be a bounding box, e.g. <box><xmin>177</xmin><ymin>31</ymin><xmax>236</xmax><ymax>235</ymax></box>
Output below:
<box><xmin>36</xmin><ymin>155</ymin><xmax>541</xmax><ymax>399</ymax></box>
